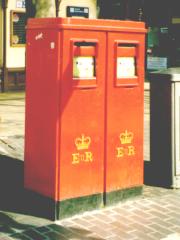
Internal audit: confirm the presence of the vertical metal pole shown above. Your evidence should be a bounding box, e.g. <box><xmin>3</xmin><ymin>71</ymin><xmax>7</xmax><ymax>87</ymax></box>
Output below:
<box><xmin>2</xmin><ymin>0</ymin><xmax>8</xmax><ymax>92</ymax></box>
<box><xmin>55</xmin><ymin>0</ymin><xmax>59</xmax><ymax>17</ymax></box>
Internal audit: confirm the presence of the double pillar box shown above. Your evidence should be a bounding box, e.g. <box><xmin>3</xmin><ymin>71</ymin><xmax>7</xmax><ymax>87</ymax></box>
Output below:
<box><xmin>25</xmin><ymin>18</ymin><xmax>146</xmax><ymax>220</ymax></box>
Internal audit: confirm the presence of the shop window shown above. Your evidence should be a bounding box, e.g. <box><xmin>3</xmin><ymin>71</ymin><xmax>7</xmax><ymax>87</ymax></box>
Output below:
<box><xmin>11</xmin><ymin>10</ymin><xmax>26</xmax><ymax>47</ymax></box>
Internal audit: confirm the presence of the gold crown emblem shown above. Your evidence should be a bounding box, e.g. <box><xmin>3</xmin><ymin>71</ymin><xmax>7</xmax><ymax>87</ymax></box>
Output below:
<box><xmin>75</xmin><ymin>134</ymin><xmax>91</xmax><ymax>150</ymax></box>
<box><xmin>120</xmin><ymin>130</ymin><xmax>133</xmax><ymax>144</ymax></box>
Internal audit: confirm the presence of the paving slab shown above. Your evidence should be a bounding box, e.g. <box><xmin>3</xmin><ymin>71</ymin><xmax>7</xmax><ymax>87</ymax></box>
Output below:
<box><xmin>0</xmin><ymin>92</ymin><xmax>25</xmax><ymax>160</ymax></box>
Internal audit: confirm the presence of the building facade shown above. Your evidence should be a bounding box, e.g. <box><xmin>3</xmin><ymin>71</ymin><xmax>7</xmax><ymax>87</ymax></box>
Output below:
<box><xmin>1</xmin><ymin>0</ymin><xmax>180</xmax><ymax>91</ymax></box>
<box><xmin>0</xmin><ymin>0</ymin><xmax>26</xmax><ymax>91</ymax></box>
<box><xmin>0</xmin><ymin>0</ymin><xmax>97</xmax><ymax>92</ymax></box>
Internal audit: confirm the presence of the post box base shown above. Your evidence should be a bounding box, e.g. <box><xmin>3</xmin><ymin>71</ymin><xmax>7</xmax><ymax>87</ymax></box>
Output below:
<box><xmin>105</xmin><ymin>186</ymin><xmax>143</xmax><ymax>206</ymax></box>
<box><xmin>56</xmin><ymin>193</ymin><xmax>103</xmax><ymax>220</ymax></box>
<box><xmin>25</xmin><ymin>189</ymin><xmax>103</xmax><ymax>220</ymax></box>
<box><xmin>25</xmin><ymin>187</ymin><xmax>142</xmax><ymax>220</ymax></box>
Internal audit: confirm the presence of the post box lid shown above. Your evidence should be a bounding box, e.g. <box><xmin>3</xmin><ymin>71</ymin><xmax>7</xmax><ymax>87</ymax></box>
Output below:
<box><xmin>150</xmin><ymin>68</ymin><xmax>180</xmax><ymax>82</ymax></box>
<box><xmin>27</xmin><ymin>17</ymin><xmax>146</xmax><ymax>33</ymax></box>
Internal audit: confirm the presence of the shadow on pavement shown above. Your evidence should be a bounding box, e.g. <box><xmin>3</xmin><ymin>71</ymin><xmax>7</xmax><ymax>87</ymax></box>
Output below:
<box><xmin>0</xmin><ymin>155</ymin><xmax>103</xmax><ymax>239</ymax></box>
<box><xmin>0</xmin><ymin>211</ymin><xmax>34</xmax><ymax>236</ymax></box>
<box><xmin>10</xmin><ymin>224</ymin><xmax>104</xmax><ymax>240</ymax></box>
<box><xmin>0</xmin><ymin>155</ymin><xmax>24</xmax><ymax>212</ymax></box>
<box><xmin>0</xmin><ymin>155</ymin><xmax>56</xmax><ymax>219</ymax></box>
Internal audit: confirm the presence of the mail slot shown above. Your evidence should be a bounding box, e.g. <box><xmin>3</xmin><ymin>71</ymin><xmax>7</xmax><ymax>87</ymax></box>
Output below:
<box><xmin>115</xmin><ymin>42</ymin><xmax>140</xmax><ymax>87</ymax></box>
<box><xmin>25</xmin><ymin>18</ymin><xmax>146</xmax><ymax>219</ymax></box>
<box><xmin>116</xmin><ymin>45</ymin><xmax>136</xmax><ymax>78</ymax></box>
<box><xmin>72</xmin><ymin>40</ymin><xmax>97</xmax><ymax>87</ymax></box>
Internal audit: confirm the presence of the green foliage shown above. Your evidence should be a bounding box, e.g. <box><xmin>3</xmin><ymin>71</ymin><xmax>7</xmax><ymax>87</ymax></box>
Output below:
<box><xmin>34</xmin><ymin>0</ymin><xmax>55</xmax><ymax>17</ymax></box>
<box><xmin>26</xmin><ymin>0</ymin><xmax>58</xmax><ymax>18</ymax></box>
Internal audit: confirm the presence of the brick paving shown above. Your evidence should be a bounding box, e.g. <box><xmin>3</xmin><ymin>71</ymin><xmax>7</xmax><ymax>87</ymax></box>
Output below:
<box><xmin>0</xmin><ymin>186</ymin><xmax>179</xmax><ymax>240</ymax></box>
<box><xmin>1</xmin><ymin>90</ymin><xmax>180</xmax><ymax>240</ymax></box>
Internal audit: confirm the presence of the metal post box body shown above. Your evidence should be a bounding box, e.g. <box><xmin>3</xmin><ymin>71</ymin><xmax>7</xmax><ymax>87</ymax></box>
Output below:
<box><xmin>25</xmin><ymin>18</ymin><xmax>146</xmax><ymax>219</ymax></box>
<box><xmin>149</xmin><ymin>68</ymin><xmax>180</xmax><ymax>188</ymax></box>
<box><xmin>105</xmin><ymin>31</ymin><xmax>145</xmax><ymax>203</ymax></box>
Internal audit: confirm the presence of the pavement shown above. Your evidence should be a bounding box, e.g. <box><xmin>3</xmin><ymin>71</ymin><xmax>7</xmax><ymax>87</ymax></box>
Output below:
<box><xmin>0</xmin><ymin>89</ymin><xmax>180</xmax><ymax>240</ymax></box>
<box><xmin>0</xmin><ymin>92</ymin><xmax>24</xmax><ymax>160</ymax></box>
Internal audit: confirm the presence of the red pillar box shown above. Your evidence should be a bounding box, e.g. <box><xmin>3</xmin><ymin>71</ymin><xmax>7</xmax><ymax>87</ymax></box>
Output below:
<box><xmin>25</xmin><ymin>18</ymin><xmax>146</xmax><ymax>219</ymax></box>
<box><xmin>105</xmin><ymin>24</ymin><xmax>146</xmax><ymax>204</ymax></box>
<box><xmin>25</xmin><ymin>18</ymin><xmax>106</xmax><ymax>219</ymax></box>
